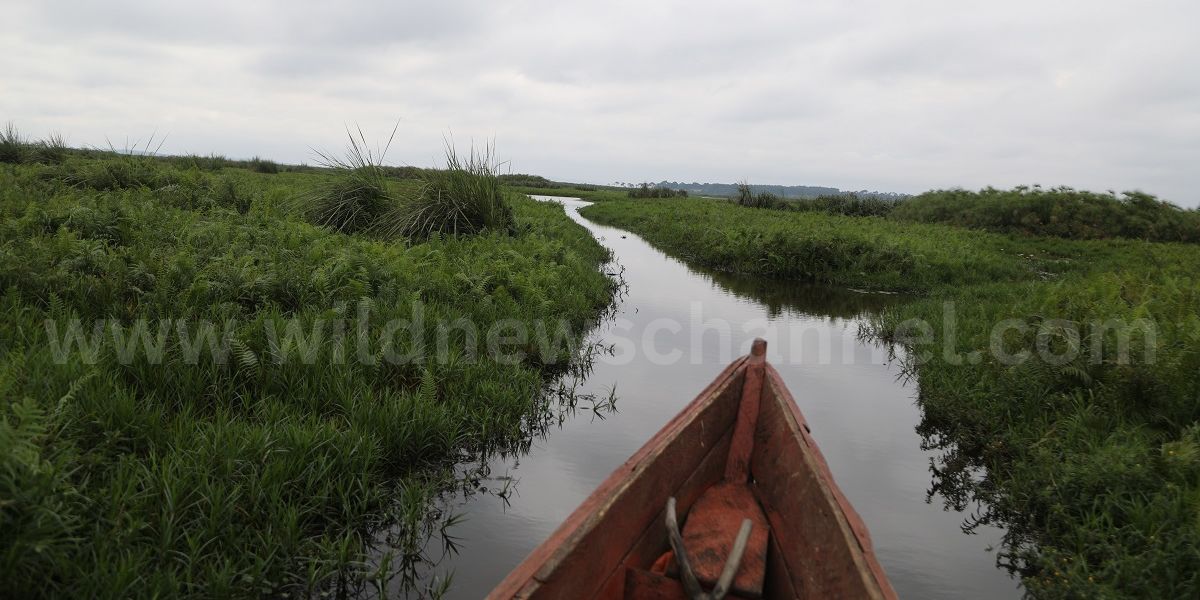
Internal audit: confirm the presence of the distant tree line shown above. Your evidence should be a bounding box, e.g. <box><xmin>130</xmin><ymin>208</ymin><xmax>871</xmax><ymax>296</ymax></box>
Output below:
<box><xmin>655</xmin><ymin>180</ymin><xmax>906</xmax><ymax>200</ymax></box>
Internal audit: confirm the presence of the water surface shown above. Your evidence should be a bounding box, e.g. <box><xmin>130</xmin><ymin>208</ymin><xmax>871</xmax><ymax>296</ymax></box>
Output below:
<box><xmin>430</xmin><ymin>197</ymin><xmax>1019</xmax><ymax>598</ymax></box>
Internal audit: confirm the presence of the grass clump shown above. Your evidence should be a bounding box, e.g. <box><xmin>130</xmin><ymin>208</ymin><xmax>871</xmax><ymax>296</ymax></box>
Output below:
<box><xmin>295</xmin><ymin>129</ymin><xmax>515</xmax><ymax>240</ymax></box>
<box><xmin>296</xmin><ymin>126</ymin><xmax>396</xmax><ymax>234</ymax></box>
<box><xmin>30</xmin><ymin>132</ymin><xmax>68</xmax><ymax>165</ymax></box>
<box><xmin>387</xmin><ymin>143</ymin><xmax>513</xmax><ymax>239</ymax></box>
<box><xmin>1</xmin><ymin>122</ymin><xmax>28</xmax><ymax>164</ymax></box>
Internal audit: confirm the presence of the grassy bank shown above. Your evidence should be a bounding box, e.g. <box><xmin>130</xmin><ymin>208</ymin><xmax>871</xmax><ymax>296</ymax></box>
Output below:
<box><xmin>868</xmin><ymin>273</ymin><xmax>1200</xmax><ymax>598</ymax></box>
<box><xmin>714</xmin><ymin>181</ymin><xmax>1200</xmax><ymax>244</ymax></box>
<box><xmin>580</xmin><ymin>196</ymin><xmax>1200</xmax><ymax>597</ymax></box>
<box><xmin>891</xmin><ymin>186</ymin><xmax>1200</xmax><ymax>243</ymax></box>
<box><xmin>578</xmin><ymin>198</ymin><xmax>1171</xmax><ymax>292</ymax></box>
<box><xmin>0</xmin><ymin>147</ymin><xmax>615</xmax><ymax>597</ymax></box>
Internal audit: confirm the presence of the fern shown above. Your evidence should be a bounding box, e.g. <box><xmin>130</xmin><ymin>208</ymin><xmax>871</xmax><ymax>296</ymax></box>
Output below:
<box><xmin>231</xmin><ymin>338</ymin><xmax>259</xmax><ymax>372</ymax></box>
<box><xmin>54</xmin><ymin>371</ymin><xmax>96</xmax><ymax>417</ymax></box>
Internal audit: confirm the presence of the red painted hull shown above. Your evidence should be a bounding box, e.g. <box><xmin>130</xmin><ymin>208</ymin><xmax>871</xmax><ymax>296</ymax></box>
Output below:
<box><xmin>489</xmin><ymin>341</ymin><xmax>897</xmax><ymax>599</ymax></box>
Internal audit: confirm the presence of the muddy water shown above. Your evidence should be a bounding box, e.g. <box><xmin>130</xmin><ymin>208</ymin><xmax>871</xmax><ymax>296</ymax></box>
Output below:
<box><xmin>429</xmin><ymin>197</ymin><xmax>1019</xmax><ymax>598</ymax></box>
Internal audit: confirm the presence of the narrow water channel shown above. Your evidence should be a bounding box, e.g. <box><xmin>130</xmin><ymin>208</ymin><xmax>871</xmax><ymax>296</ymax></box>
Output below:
<box><xmin>432</xmin><ymin>197</ymin><xmax>1019</xmax><ymax>598</ymax></box>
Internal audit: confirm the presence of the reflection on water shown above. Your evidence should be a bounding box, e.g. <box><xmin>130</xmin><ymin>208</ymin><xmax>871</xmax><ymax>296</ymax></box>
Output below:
<box><xmin>696</xmin><ymin>266</ymin><xmax>904</xmax><ymax>321</ymax></box>
<box><xmin>408</xmin><ymin>197</ymin><xmax>1019</xmax><ymax>599</ymax></box>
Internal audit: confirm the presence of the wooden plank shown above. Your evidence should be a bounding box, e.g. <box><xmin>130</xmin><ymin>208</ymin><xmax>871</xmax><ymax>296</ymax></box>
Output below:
<box><xmin>749</xmin><ymin>366</ymin><xmax>897</xmax><ymax>600</ymax></box>
<box><xmin>762</xmin><ymin>528</ymin><xmax>800</xmax><ymax>598</ymax></box>
<box><xmin>540</xmin><ymin>372</ymin><xmax>744</xmax><ymax>599</ymax></box>
<box><xmin>725</xmin><ymin>338</ymin><xmax>767</xmax><ymax>482</ymax></box>
<box><xmin>488</xmin><ymin>358</ymin><xmax>748</xmax><ymax>599</ymax></box>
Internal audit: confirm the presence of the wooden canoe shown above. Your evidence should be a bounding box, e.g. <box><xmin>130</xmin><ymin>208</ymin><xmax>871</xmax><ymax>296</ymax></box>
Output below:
<box><xmin>489</xmin><ymin>339</ymin><xmax>897</xmax><ymax>599</ymax></box>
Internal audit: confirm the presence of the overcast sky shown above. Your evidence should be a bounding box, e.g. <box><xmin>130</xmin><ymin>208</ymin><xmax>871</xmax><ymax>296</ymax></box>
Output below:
<box><xmin>3</xmin><ymin>1</ymin><xmax>1198</xmax><ymax>204</ymax></box>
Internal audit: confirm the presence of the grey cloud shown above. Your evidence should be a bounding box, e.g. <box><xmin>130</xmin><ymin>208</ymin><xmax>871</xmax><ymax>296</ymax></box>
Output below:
<box><xmin>251</xmin><ymin>48</ymin><xmax>376</xmax><ymax>80</ymax></box>
<box><xmin>3</xmin><ymin>0</ymin><xmax>1199</xmax><ymax>206</ymax></box>
<box><xmin>27</xmin><ymin>1</ymin><xmax>493</xmax><ymax>47</ymax></box>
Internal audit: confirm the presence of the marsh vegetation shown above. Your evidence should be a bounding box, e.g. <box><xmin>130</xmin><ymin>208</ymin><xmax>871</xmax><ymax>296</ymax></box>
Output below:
<box><xmin>0</xmin><ymin>128</ymin><xmax>617</xmax><ymax>598</ymax></box>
